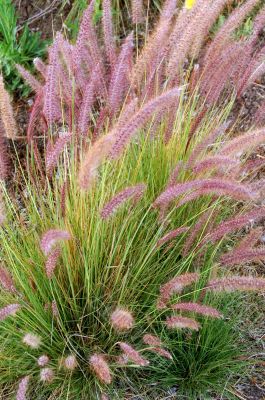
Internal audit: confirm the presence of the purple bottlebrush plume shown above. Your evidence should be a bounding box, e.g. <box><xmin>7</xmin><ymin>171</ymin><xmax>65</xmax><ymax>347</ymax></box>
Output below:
<box><xmin>16</xmin><ymin>376</ymin><xmax>30</xmax><ymax>400</ymax></box>
<box><xmin>0</xmin><ymin>304</ymin><xmax>20</xmax><ymax>321</ymax></box>
<box><xmin>89</xmin><ymin>354</ymin><xmax>112</xmax><ymax>384</ymax></box>
<box><xmin>202</xmin><ymin>207</ymin><xmax>265</xmax><ymax>245</ymax></box>
<box><xmin>33</xmin><ymin>58</ymin><xmax>47</xmax><ymax>77</ymax></box>
<box><xmin>131</xmin><ymin>0</ymin><xmax>144</xmax><ymax>24</ymax></box>
<box><xmin>43</xmin><ymin>36</ymin><xmax>61</xmax><ymax>126</ymax></box>
<box><xmin>78</xmin><ymin>133</ymin><xmax>116</xmax><ymax>190</ymax></box>
<box><xmin>234</xmin><ymin>227</ymin><xmax>263</xmax><ymax>252</ymax></box>
<box><xmin>45</xmin><ymin>133</ymin><xmax>72</xmax><ymax>175</ymax></box>
<box><xmin>220</xmin><ymin>128</ymin><xmax>265</xmax><ymax>157</ymax></box>
<box><xmin>103</xmin><ymin>0</ymin><xmax>117</xmax><ymax>69</ymax></box>
<box><xmin>77</xmin><ymin>65</ymin><xmax>101</xmax><ymax>136</ymax></box>
<box><xmin>16</xmin><ymin>65</ymin><xmax>42</xmax><ymax>93</ymax></box>
<box><xmin>157</xmin><ymin>272</ymin><xmax>199</xmax><ymax>309</ymax></box>
<box><xmin>166</xmin><ymin>315</ymin><xmax>201</xmax><ymax>331</ymax></box>
<box><xmin>63</xmin><ymin>354</ymin><xmax>78</xmax><ymax>371</ymax></box>
<box><xmin>186</xmin><ymin>122</ymin><xmax>230</xmax><ymax>169</ymax></box>
<box><xmin>0</xmin><ymin>74</ymin><xmax>17</xmax><ymax>139</ymax></box>
<box><xmin>220</xmin><ymin>248</ymin><xmax>265</xmax><ymax>267</ymax></box>
<box><xmin>108</xmin><ymin>33</ymin><xmax>134</xmax><ymax>116</ymax></box>
<box><xmin>40</xmin><ymin>368</ymin><xmax>54</xmax><ymax>383</ymax></box>
<box><xmin>143</xmin><ymin>334</ymin><xmax>172</xmax><ymax>360</ymax></box>
<box><xmin>131</xmin><ymin>0</ymin><xmax>176</xmax><ymax>89</ymax></box>
<box><xmin>26</xmin><ymin>91</ymin><xmax>44</xmax><ymax>142</ymax></box>
<box><xmin>38</xmin><ymin>355</ymin><xmax>50</xmax><ymax>367</ymax></box>
<box><xmin>171</xmin><ymin>302</ymin><xmax>222</xmax><ymax>318</ymax></box>
<box><xmin>40</xmin><ymin>229</ymin><xmax>71</xmax><ymax>256</ymax></box>
<box><xmin>100</xmin><ymin>183</ymin><xmax>146</xmax><ymax>219</ymax></box>
<box><xmin>0</xmin><ymin>266</ymin><xmax>16</xmax><ymax>293</ymax></box>
<box><xmin>118</xmin><ymin>342</ymin><xmax>149</xmax><ymax>366</ymax></box>
<box><xmin>192</xmin><ymin>156</ymin><xmax>239</xmax><ymax>176</ymax></box>
<box><xmin>143</xmin><ymin>334</ymin><xmax>162</xmax><ymax>347</ymax></box>
<box><xmin>45</xmin><ymin>247</ymin><xmax>61</xmax><ymax>279</ymax></box>
<box><xmin>182</xmin><ymin>209</ymin><xmax>212</xmax><ymax>257</ymax></box>
<box><xmin>167</xmin><ymin>161</ymin><xmax>184</xmax><ymax>187</ymax></box>
<box><xmin>206</xmin><ymin>276</ymin><xmax>265</xmax><ymax>292</ymax></box>
<box><xmin>156</xmin><ymin>227</ymin><xmax>189</xmax><ymax>247</ymax></box>
<box><xmin>153</xmin><ymin>178</ymin><xmax>256</xmax><ymax>209</ymax></box>
<box><xmin>110</xmin><ymin>87</ymin><xmax>182</xmax><ymax>158</ymax></box>
<box><xmin>23</xmin><ymin>333</ymin><xmax>41</xmax><ymax>349</ymax></box>
<box><xmin>51</xmin><ymin>300</ymin><xmax>59</xmax><ymax>318</ymax></box>
<box><xmin>110</xmin><ymin>308</ymin><xmax>134</xmax><ymax>332</ymax></box>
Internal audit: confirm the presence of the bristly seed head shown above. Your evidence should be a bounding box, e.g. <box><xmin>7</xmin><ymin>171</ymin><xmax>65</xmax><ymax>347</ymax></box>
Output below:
<box><xmin>23</xmin><ymin>333</ymin><xmax>41</xmax><ymax>349</ymax></box>
<box><xmin>110</xmin><ymin>308</ymin><xmax>134</xmax><ymax>332</ymax></box>
<box><xmin>63</xmin><ymin>354</ymin><xmax>78</xmax><ymax>371</ymax></box>
<box><xmin>118</xmin><ymin>342</ymin><xmax>149</xmax><ymax>366</ymax></box>
<box><xmin>37</xmin><ymin>355</ymin><xmax>50</xmax><ymax>367</ymax></box>
<box><xmin>16</xmin><ymin>376</ymin><xmax>30</xmax><ymax>400</ymax></box>
<box><xmin>89</xmin><ymin>353</ymin><xmax>112</xmax><ymax>384</ymax></box>
<box><xmin>40</xmin><ymin>367</ymin><xmax>54</xmax><ymax>383</ymax></box>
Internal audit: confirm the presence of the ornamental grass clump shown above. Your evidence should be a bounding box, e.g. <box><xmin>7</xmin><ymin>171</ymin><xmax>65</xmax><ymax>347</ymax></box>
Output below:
<box><xmin>0</xmin><ymin>0</ymin><xmax>265</xmax><ymax>399</ymax></box>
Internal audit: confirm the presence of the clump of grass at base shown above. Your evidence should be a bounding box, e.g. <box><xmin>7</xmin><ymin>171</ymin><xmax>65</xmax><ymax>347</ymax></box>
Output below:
<box><xmin>0</xmin><ymin>1</ymin><xmax>265</xmax><ymax>399</ymax></box>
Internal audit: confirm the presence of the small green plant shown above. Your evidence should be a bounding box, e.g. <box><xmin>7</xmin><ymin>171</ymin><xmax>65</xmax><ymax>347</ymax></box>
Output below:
<box><xmin>0</xmin><ymin>0</ymin><xmax>47</xmax><ymax>96</ymax></box>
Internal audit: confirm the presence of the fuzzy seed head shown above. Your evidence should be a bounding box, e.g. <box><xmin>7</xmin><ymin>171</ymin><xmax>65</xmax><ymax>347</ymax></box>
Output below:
<box><xmin>171</xmin><ymin>302</ymin><xmax>222</xmax><ymax>318</ymax></box>
<box><xmin>40</xmin><ymin>367</ymin><xmax>54</xmax><ymax>383</ymax></box>
<box><xmin>63</xmin><ymin>354</ymin><xmax>78</xmax><ymax>371</ymax></box>
<box><xmin>16</xmin><ymin>376</ymin><xmax>30</xmax><ymax>400</ymax></box>
<box><xmin>89</xmin><ymin>354</ymin><xmax>112</xmax><ymax>384</ymax></box>
<box><xmin>110</xmin><ymin>308</ymin><xmax>134</xmax><ymax>332</ymax></box>
<box><xmin>23</xmin><ymin>333</ymin><xmax>41</xmax><ymax>349</ymax></box>
<box><xmin>37</xmin><ymin>355</ymin><xmax>50</xmax><ymax>367</ymax></box>
<box><xmin>166</xmin><ymin>315</ymin><xmax>201</xmax><ymax>331</ymax></box>
<box><xmin>0</xmin><ymin>304</ymin><xmax>20</xmax><ymax>321</ymax></box>
<box><xmin>118</xmin><ymin>342</ymin><xmax>149</xmax><ymax>366</ymax></box>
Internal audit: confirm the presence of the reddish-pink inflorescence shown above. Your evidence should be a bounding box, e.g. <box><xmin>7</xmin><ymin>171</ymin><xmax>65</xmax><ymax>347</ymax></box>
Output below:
<box><xmin>16</xmin><ymin>376</ymin><xmax>30</xmax><ymax>400</ymax></box>
<box><xmin>166</xmin><ymin>315</ymin><xmax>201</xmax><ymax>331</ymax></box>
<box><xmin>206</xmin><ymin>276</ymin><xmax>265</xmax><ymax>292</ymax></box>
<box><xmin>171</xmin><ymin>302</ymin><xmax>222</xmax><ymax>318</ymax></box>
<box><xmin>0</xmin><ymin>304</ymin><xmax>20</xmax><ymax>321</ymax></box>
<box><xmin>40</xmin><ymin>367</ymin><xmax>54</xmax><ymax>383</ymax></box>
<box><xmin>45</xmin><ymin>247</ymin><xmax>61</xmax><ymax>279</ymax></box>
<box><xmin>118</xmin><ymin>342</ymin><xmax>149</xmax><ymax>366</ymax></box>
<box><xmin>101</xmin><ymin>184</ymin><xmax>146</xmax><ymax>219</ymax></box>
<box><xmin>89</xmin><ymin>354</ymin><xmax>112</xmax><ymax>384</ymax></box>
<box><xmin>110</xmin><ymin>308</ymin><xmax>134</xmax><ymax>332</ymax></box>
<box><xmin>0</xmin><ymin>266</ymin><xmax>16</xmax><ymax>293</ymax></box>
<box><xmin>38</xmin><ymin>355</ymin><xmax>50</xmax><ymax>367</ymax></box>
<box><xmin>156</xmin><ymin>227</ymin><xmax>189</xmax><ymax>247</ymax></box>
<box><xmin>157</xmin><ymin>272</ymin><xmax>199</xmax><ymax>309</ymax></box>
<box><xmin>40</xmin><ymin>229</ymin><xmax>71</xmax><ymax>256</ymax></box>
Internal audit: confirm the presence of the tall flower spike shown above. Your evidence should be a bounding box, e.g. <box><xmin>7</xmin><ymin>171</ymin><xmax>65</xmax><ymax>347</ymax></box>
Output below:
<box><xmin>101</xmin><ymin>184</ymin><xmax>146</xmax><ymax>219</ymax></box>
<box><xmin>108</xmin><ymin>33</ymin><xmax>134</xmax><ymax>116</ymax></box>
<box><xmin>110</xmin><ymin>308</ymin><xmax>134</xmax><ymax>332</ymax></box>
<box><xmin>110</xmin><ymin>87</ymin><xmax>182</xmax><ymax>158</ymax></box>
<box><xmin>16</xmin><ymin>65</ymin><xmax>42</xmax><ymax>93</ymax></box>
<box><xmin>171</xmin><ymin>302</ymin><xmax>222</xmax><ymax>318</ymax></box>
<box><xmin>166</xmin><ymin>315</ymin><xmax>201</xmax><ymax>331</ymax></box>
<box><xmin>206</xmin><ymin>276</ymin><xmax>265</xmax><ymax>292</ymax></box>
<box><xmin>153</xmin><ymin>178</ymin><xmax>255</xmax><ymax>209</ymax></box>
<box><xmin>0</xmin><ymin>304</ymin><xmax>20</xmax><ymax>321</ymax></box>
<box><xmin>0</xmin><ymin>266</ymin><xmax>16</xmax><ymax>293</ymax></box>
<box><xmin>103</xmin><ymin>0</ymin><xmax>117</xmax><ymax>68</ymax></box>
<box><xmin>220</xmin><ymin>128</ymin><xmax>265</xmax><ymax>156</ymax></box>
<box><xmin>118</xmin><ymin>342</ymin><xmax>149</xmax><ymax>366</ymax></box>
<box><xmin>40</xmin><ymin>229</ymin><xmax>71</xmax><ymax>256</ymax></box>
<box><xmin>0</xmin><ymin>74</ymin><xmax>17</xmax><ymax>139</ymax></box>
<box><xmin>220</xmin><ymin>248</ymin><xmax>265</xmax><ymax>267</ymax></box>
<box><xmin>78</xmin><ymin>133</ymin><xmax>116</xmax><ymax>190</ymax></box>
<box><xmin>202</xmin><ymin>208</ymin><xmax>265</xmax><ymax>245</ymax></box>
<box><xmin>156</xmin><ymin>227</ymin><xmax>189</xmax><ymax>247</ymax></box>
<box><xmin>23</xmin><ymin>333</ymin><xmax>41</xmax><ymax>349</ymax></box>
<box><xmin>89</xmin><ymin>354</ymin><xmax>112</xmax><ymax>384</ymax></box>
<box><xmin>143</xmin><ymin>334</ymin><xmax>173</xmax><ymax>360</ymax></box>
<box><xmin>45</xmin><ymin>133</ymin><xmax>72</xmax><ymax>175</ymax></box>
<box><xmin>45</xmin><ymin>247</ymin><xmax>61</xmax><ymax>279</ymax></box>
<box><xmin>157</xmin><ymin>272</ymin><xmax>199</xmax><ymax>309</ymax></box>
<box><xmin>16</xmin><ymin>376</ymin><xmax>30</xmax><ymax>400</ymax></box>
<box><xmin>132</xmin><ymin>0</ymin><xmax>144</xmax><ymax>24</ymax></box>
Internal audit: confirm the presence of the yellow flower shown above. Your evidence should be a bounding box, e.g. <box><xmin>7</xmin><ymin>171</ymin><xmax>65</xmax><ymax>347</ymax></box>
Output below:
<box><xmin>185</xmin><ymin>0</ymin><xmax>196</xmax><ymax>9</ymax></box>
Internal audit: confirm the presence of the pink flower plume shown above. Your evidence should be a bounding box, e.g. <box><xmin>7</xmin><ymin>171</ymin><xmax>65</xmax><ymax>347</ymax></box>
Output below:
<box><xmin>16</xmin><ymin>376</ymin><xmax>30</xmax><ymax>400</ymax></box>
<box><xmin>171</xmin><ymin>302</ymin><xmax>222</xmax><ymax>318</ymax></box>
<box><xmin>89</xmin><ymin>354</ymin><xmax>112</xmax><ymax>384</ymax></box>
<box><xmin>156</xmin><ymin>227</ymin><xmax>189</xmax><ymax>247</ymax></box>
<box><xmin>0</xmin><ymin>304</ymin><xmax>20</xmax><ymax>321</ymax></box>
<box><xmin>166</xmin><ymin>315</ymin><xmax>201</xmax><ymax>331</ymax></box>
<box><xmin>40</xmin><ymin>229</ymin><xmax>71</xmax><ymax>256</ymax></box>
<box><xmin>101</xmin><ymin>184</ymin><xmax>146</xmax><ymax>219</ymax></box>
<box><xmin>110</xmin><ymin>308</ymin><xmax>134</xmax><ymax>332</ymax></box>
<box><xmin>118</xmin><ymin>342</ymin><xmax>149</xmax><ymax>366</ymax></box>
<box><xmin>206</xmin><ymin>276</ymin><xmax>265</xmax><ymax>292</ymax></box>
